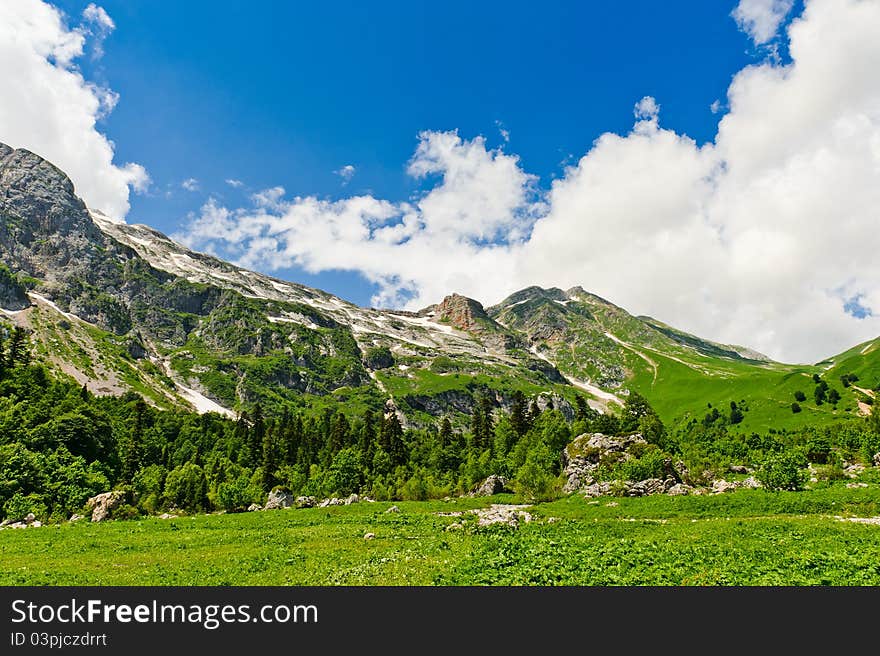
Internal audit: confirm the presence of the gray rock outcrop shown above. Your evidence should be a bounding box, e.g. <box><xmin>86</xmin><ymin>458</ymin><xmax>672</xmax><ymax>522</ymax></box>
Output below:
<box><xmin>264</xmin><ymin>489</ymin><xmax>295</xmax><ymax>510</ymax></box>
<box><xmin>86</xmin><ymin>490</ymin><xmax>128</xmax><ymax>522</ymax></box>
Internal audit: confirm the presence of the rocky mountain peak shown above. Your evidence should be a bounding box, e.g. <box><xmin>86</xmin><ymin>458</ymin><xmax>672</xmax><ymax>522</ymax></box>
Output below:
<box><xmin>434</xmin><ymin>293</ymin><xmax>492</xmax><ymax>332</ymax></box>
<box><xmin>0</xmin><ymin>143</ymin><xmax>94</xmax><ymax>239</ymax></box>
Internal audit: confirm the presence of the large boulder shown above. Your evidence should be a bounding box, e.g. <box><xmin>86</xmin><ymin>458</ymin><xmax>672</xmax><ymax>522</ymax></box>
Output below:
<box><xmin>562</xmin><ymin>432</ymin><xmax>647</xmax><ymax>493</ymax></box>
<box><xmin>473</xmin><ymin>475</ymin><xmax>511</xmax><ymax>496</ymax></box>
<box><xmin>626</xmin><ymin>477</ymin><xmax>676</xmax><ymax>497</ymax></box>
<box><xmin>264</xmin><ymin>489</ymin><xmax>295</xmax><ymax>510</ymax></box>
<box><xmin>873</xmin><ymin>452</ymin><xmax>880</xmax><ymax>468</ymax></box>
<box><xmin>86</xmin><ymin>490</ymin><xmax>128</xmax><ymax>522</ymax></box>
<box><xmin>582</xmin><ymin>482</ymin><xmax>613</xmax><ymax>498</ymax></box>
<box><xmin>295</xmin><ymin>496</ymin><xmax>317</xmax><ymax>508</ymax></box>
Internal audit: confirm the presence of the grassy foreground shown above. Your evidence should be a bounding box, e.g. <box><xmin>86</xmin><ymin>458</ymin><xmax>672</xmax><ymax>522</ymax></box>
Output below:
<box><xmin>2</xmin><ymin>485</ymin><xmax>880</xmax><ymax>585</ymax></box>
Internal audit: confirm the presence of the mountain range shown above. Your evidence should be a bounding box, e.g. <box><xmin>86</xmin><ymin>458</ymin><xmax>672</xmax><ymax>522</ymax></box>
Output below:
<box><xmin>1</xmin><ymin>142</ymin><xmax>877</xmax><ymax>431</ymax></box>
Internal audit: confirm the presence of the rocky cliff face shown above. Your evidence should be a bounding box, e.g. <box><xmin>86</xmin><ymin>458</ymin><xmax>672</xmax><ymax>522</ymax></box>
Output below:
<box><xmin>434</xmin><ymin>293</ymin><xmax>493</xmax><ymax>332</ymax></box>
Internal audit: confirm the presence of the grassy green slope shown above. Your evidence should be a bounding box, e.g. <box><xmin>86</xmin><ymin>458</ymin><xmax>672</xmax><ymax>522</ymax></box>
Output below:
<box><xmin>3</xmin><ymin>485</ymin><xmax>880</xmax><ymax>585</ymax></box>
<box><xmin>489</xmin><ymin>286</ymin><xmax>878</xmax><ymax>431</ymax></box>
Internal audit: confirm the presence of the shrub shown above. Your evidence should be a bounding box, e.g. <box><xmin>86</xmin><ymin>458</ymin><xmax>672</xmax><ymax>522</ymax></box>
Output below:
<box><xmin>791</xmin><ymin>402</ymin><xmax>802</xmax><ymax>414</ymax></box>
<box><xmin>2</xmin><ymin>492</ymin><xmax>47</xmax><ymax>522</ymax></box>
<box><xmin>794</xmin><ymin>391</ymin><xmax>807</xmax><ymax>402</ymax></box>
<box><xmin>399</xmin><ymin>469</ymin><xmax>429</xmax><ymax>501</ymax></box>
<box><xmin>164</xmin><ymin>462</ymin><xmax>208</xmax><ymax>512</ymax></box>
<box><xmin>617</xmin><ymin>449</ymin><xmax>667</xmax><ymax>482</ymax></box>
<box><xmin>514</xmin><ymin>442</ymin><xmax>559</xmax><ymax>502</ymax></box>
<box><xmin>216</xmin><ymin>475</ymin><xmax>254</xmax><ymax>512</ymax></box>
<box><xmin>756</xmin><ymin>452</ymin><xmax>807</xmax><ymax>491</ymax></box>
<box><xmin>327</xmin><ymin>448</ymin><xmax>362</xmax><ymax>496</ymax></box>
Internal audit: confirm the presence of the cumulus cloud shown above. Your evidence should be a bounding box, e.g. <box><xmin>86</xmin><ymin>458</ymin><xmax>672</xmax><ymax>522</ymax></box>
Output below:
<box><xmin>181</xmin><ymin>178</ymin><xmax>200</xmax><ymax>192</ymax></box>
<box><xmin>81</xmin><ymin>2</ymin><xmax>114</xmax><ymax>59</ymax></box>
<box><xmin>178</xmin><ymin>0</ymin><xmax>880</xmax><ymax>363</ymax></box>
<box><xmin>732</xmin><ymin>0</ymin><xmax>795</xmax><ymax>45</ymax></box>
<box><xmin>225</xmin><ymin>178</ymin><xmax>244</xmax><ymax>188</ymax></box>
<box><xmin>0</xmin><ymin>0</ymin><xmax>148</xmax><ymax>221</ymax></box>
<box><xmin>334</xmin><ymin>164</ymin><xmax>356</xmax><ymax>185</ymax></box>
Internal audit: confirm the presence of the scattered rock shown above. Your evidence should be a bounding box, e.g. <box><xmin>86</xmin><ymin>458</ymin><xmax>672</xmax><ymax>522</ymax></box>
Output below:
<box><xmin>86</xmin><ymin>490</ymin><xmax>128</xmax><ymax>522</ymax></box>
<box><xmin>364</xmin><ymin>532</ymin><xmax>376</xmax><ymax>540</ymax></box>
<box><xmin>31</xmin><ymin>520</ymin><xmax>42</xmax><ymax>528</ymax></box>
<box><xmin>470</xmin><ymin>504</ymin><xmax>532</xmax><ymax>527</ymax></box>
<box><xmin>295</xmin><ymin>496</ymin><xmax>317</xmax><ymax>509</ymax></box>
<box><xmin>247</xmin><ymin>503</ymin><xmax>262</xmax><ymax>512</ymax></box>
<box><xmin>873</xmin><ymin>452</ymin><xmax>880</xmax><ymax>468</ymax></box>
<box><xmin>667</xmin><ymin>483</ymin><xmax>693</xmax><ymax>496</ymax></box>
<box><xmin>473</xmin><ymin>475</ymin><xmax>512</xmax><ymax>496</ymax></box>
<box><xmin>604</xmin><ymin>501</ymin><xmax>618</xmax><ymax>507</ymax></box>
<box><xmin>847</xmin><ymin>482</ymin><xmax>869</xmax><ymax>489</ymax></box>
<box><xmin>582</xmin><ymin>482</ymin><xmax>612</xmax><ymax>498</ymax></box>
<box><xmin>740</xmin><ymin>476</ymin><xmax>762</xmax><ymax>489</ymax></box>
<box><xmin>728</xmin><ymin>464</ymin><xmax>750</xmax><ymax>474</ymax></box>
<box><xmin>627</xmin><ymin>477</ymin><xmax>676</xmax><ymax>497</ymax></box>
<box><xmin>158</xmin><ymin>513</ymin><xmax>178</xmax><ymax>519</ymax></box>
<box><xmin>319</xmin><ymin>497</ymin><xmax>345</xmax><ymax>508</ymax></box>
<box><xmin>69</xmin><ymin>514</ymin><xmax>84</xmax><ymax>522</ymax></box>
<box><xmin>546</xmin><ymin>517</ymin><xmax>561</xmax><ymax>524</ymax></box>
<box><xmin>844</xmin><ymin>463</ymin><xmax>866</xmax><ymax>479</ymax></box>
<box><xmin>264</xmin><ymin>489</ymin><xmax>295</xmax><ymax>510</ymax></box>
<box><xmin>344</xmin><ymin>494</ymin><xmax>360</xmax><ymax>505</ymax></box>
<box><xmin>445</xmin><ymin>522</ymin><xmax>463</xmax><ymax>531</ymax></box>
<box><xmin>711</xmin><ymin>479</ymin><xmax>738</xmax><ymax>494</ymax></box>
<box><xmin>24</xmin><ymin>513</ymin><xmax>36</xmax><ymax>524</ymax></box>
<box><xmin>837</xmin><ymin>516</ymin><xmax>880</xmax><ymax>525</ymax></box>
<box><xmin>385</xmin><ymin>505</ymin><xmax>400</xmax><ymax>514</ymax></box>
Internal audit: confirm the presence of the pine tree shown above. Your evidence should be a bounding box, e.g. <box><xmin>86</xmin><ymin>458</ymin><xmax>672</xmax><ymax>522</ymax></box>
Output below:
<box><xmin>510</xmin><ymin>391</ymin><xmax>529</xmax><ymax>437</ymax></box>
<box><xmin>329</xmin><ymin>413</ymin><xmax>350</xmax><ymax>453</ymax></box>
<box><xmin>249</xmin><ymin>404</ymin><xmax>266</xmax><ymax>468</ymax></box>
<box><xmin>121</xmin><ymin>399</ymin><xmax>146</xmax><ymax>483</ymax></box>
<box><xmin>6</xmin><ymin>327</ymin><xmax>28</xmax><ymax>367</ymax></box>
<box><xmin>358</xmin><ymin>409</ymin><xmax>376</xmax><ymax>466</ymax></box>
<box><xmin>470</xmin><ymin>403</ymin><xmax>485</xmax><ymax>449</ymax></box>
<box><xmin>261</xmin><ymin>423</ymin><xmax>279</xmax><ymax>491</ymax></box>
<box><xmin>439</xmin><ymin>417</ymin><xmax>453</xmax><ymax>448</ymax></box>
<box><xmin>381</xmin><ymin>412</ymin><xmax>407</xmax><ymax>467</ymax></box>
<box><xmin>283</xmin><ymin>413</ymin><xmax>302</xmax><ymax>466</ymax></box>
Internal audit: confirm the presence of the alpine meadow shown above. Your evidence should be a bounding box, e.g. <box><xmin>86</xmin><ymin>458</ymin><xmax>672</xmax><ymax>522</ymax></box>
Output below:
<box><xmin>2</xmin><ymin>0</ymin><xmax>880</xmax><ymax>588</ymax></box>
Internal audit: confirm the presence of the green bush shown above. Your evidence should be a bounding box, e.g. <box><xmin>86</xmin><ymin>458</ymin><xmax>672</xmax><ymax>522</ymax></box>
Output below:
<box><xmin>617</xmin><ymin>449</ymin><xmax>667</xmax><ymax>482</ymax></box>
<box><xmin>756</xmin><ymin>452</ymin><xmax>807</xmax><ymax>491</ymax></box>
<box><xmin>327</xmin><ymin>448</ymin><xmax>362</xmax><ymax>496</ymax></box>
<box><xmin>514</xmin><ymin>442</ymin><xmax>560</xmax><ymax>502</ymax></box>
<box><xmin>164</xmin><ymin>462</ymin><xmax>209</xmax><ymax>512</ymax></box>
<box><xmin>216</xmin><ymin>476</ymin><xmax>255</xmax><ymax>513</ymax></box>
<box><xmin>3</xmin><ymin>492</ymin><xmax>47</xmax><ymax>522</ymax></box>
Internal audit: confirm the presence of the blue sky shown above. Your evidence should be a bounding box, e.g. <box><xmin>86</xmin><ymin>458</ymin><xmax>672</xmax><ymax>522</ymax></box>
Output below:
<box><xmin>53</xmin><ymin>0</ymin><xmax>766</xmax><ymax>305</ymax></box>
<box><xmin>10</xmin><ymin>0</ymin><xmax>880</xmax><ymax>363</ymax></box>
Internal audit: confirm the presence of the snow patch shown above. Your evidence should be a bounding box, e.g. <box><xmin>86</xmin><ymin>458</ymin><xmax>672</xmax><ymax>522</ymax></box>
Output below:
<box><xmin>176</xmin><ymin>383</ymin><xmax>236</xmax><ymax>418</ymax></box>
<box><xmin>28</xmin><ymin>293</ymin><xmax>80</xmax><ymax>322</ymax></box>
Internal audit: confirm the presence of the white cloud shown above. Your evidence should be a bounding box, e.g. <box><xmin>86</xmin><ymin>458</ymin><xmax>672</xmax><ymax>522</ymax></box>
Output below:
<box><xmin>181</xmin><ymin>177</ymin><xmax>200</xmax><ymax>192</ymax></box>
<box><xmin>0</xmin><ymin>0</ymin><xmax>148</xmax><ymax>221</ymax></box>
<box><xmin>225</xmin><ymin>178</ymin><xmax>244</xmax><ymax>188</ymax></box>
<box><xmin>334</xmin><ymin>164</ymin><xmax>356</xmax><ymax>185</ymax></box>
<box><xmin>732</xmin><ymin>0</ymin><xmax>795</xmax><ymax>45</ymax></box>
<box><xmin>81</xmin><ymin>2</ymin><xmax>114</xmax><ymax>59</ymax></box>
<box><xmin>178</xmin><ymin>0</ymin><xmax>880</xmax><ymax>363</ymax></box>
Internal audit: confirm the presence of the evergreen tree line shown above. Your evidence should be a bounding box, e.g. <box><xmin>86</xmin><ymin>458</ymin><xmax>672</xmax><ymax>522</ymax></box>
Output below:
<box><xmin>1</xmin><ymin>327</ymin><xmax>879</xmax><ymax>521</ymax></box>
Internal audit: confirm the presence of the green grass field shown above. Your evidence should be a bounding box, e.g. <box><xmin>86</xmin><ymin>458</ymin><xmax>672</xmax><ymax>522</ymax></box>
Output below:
<box><xmin>3</xmin><ymin>485</ymin><xmax>880</xmax><ymax>586</ymax></box>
